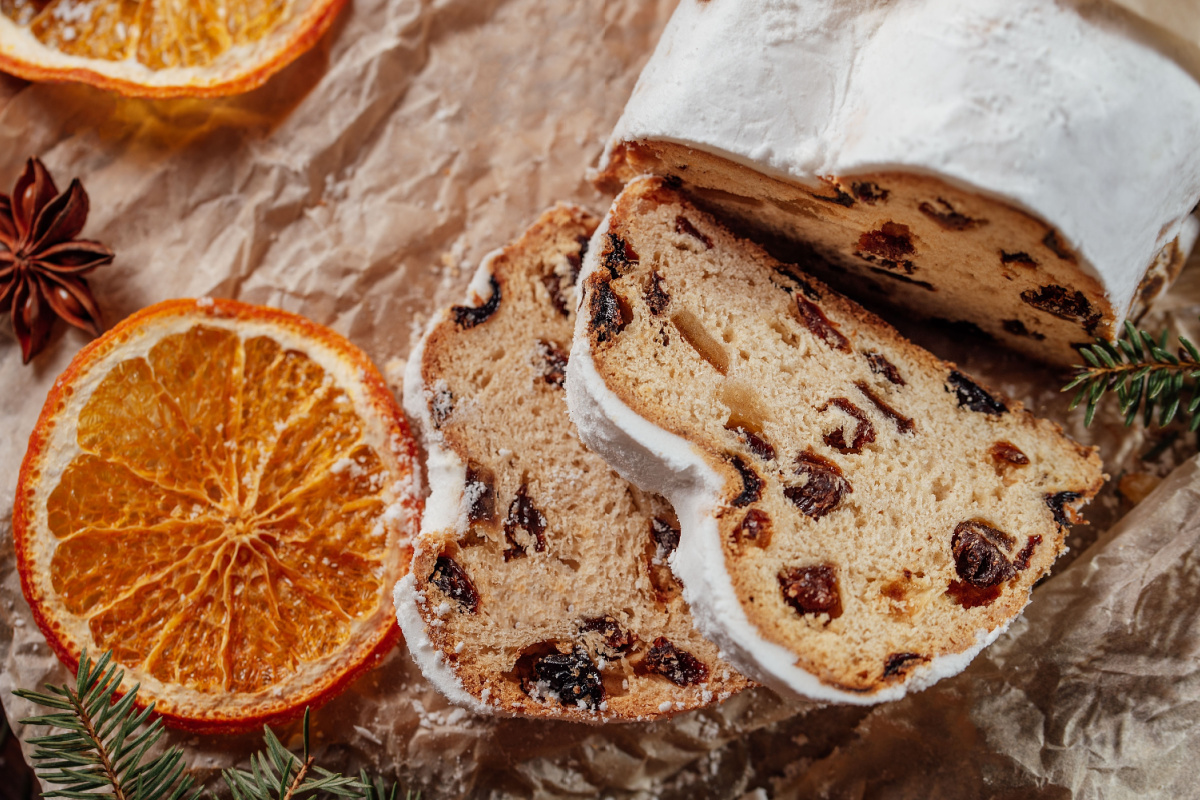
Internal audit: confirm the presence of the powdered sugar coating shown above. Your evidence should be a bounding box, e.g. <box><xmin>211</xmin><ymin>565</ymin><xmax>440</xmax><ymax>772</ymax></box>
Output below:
<box><xmin>605</xmin><ymin>0</ymin><xmax>1200</xmax><ymax>323</ymax></box>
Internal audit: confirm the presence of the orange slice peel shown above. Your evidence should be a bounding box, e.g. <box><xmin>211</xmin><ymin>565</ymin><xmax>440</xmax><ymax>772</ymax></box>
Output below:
<box><xmin>14</xmin><ymin>298</ymin><xmax>419</xmax><ymax>733</ymax></box>
<box><xmin>0</xmin><ymin>0</ymin><xmax>346</xmax><ymax>97</ymax></box>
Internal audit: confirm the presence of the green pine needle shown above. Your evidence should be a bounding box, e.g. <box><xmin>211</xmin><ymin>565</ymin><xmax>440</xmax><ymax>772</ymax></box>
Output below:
<box><xmin>1064</xmin><ymin>318</ymin><xmax>1200</xmax><ymax>433</ymax></box>
<box><xmin>15</xmin><ymin>651</ymin><xmax>418</xmax><ymax>800</ymax></box>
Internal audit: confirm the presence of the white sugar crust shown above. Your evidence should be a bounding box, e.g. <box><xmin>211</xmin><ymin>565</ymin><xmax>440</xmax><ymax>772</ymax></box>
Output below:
<box><xmin>604</xmin><ymin>0</ymin><xmax>1200</xmax><ymax>322</ymax></box>
<box><xmin>396</xmin><ymin>252</ymin><xmax>503</xmax><ymax>716</ymax></box>
<box><xmin>566</xmin><ymin>198</ymin><xmax>1014</xmax><ymax>704</ymax></box>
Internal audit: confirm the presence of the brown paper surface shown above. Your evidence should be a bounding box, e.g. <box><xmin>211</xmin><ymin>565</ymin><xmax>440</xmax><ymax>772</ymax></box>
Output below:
<box><xmin>1</xmin><ymin>0</ymin><xmax>1199</xmax><ymax>796</ymax></box>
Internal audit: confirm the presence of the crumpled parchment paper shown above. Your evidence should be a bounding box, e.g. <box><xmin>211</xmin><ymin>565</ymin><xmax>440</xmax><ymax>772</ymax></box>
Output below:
<box><xmin>1</xmin><ymin>0</ymin><xmax>1199</xmax><ymax>796</ymax></box>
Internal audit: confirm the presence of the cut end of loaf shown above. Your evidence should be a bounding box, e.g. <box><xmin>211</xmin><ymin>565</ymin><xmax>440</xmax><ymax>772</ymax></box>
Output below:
<box><xmin>570</xmin><ymin>176</ymin><xmax>1104</xmax><ymax>701</ymax></box>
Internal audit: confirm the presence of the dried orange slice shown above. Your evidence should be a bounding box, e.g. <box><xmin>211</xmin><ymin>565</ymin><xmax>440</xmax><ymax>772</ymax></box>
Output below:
<box><xmin>0</xmin><ymin>0</ymin><xmax>345</xmax><ymax>97</ymax></box>
<box><xmin>14</xmin><ymin>298</ymin><xmax>419</xmax><ymax>732</ymax></box>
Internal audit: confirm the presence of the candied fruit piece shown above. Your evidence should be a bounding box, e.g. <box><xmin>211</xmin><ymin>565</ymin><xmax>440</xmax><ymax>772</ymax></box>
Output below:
<box><xmin>429</xmin><ymin>556</ymin><xmax>480</xmax><ymax>614</ymax></box>
<box><xmin>672</xmin><ymin>310</ymin><xmax>729</xmax><ymax>375</ymax></box>
<box><xmin>785</xmin><ymin>450</ymin><xmax>851</xmax><ymax>519</ymax></box>
<box><xmin>452</xmin><ymin>275</ymin><xmax>501</xmax><ymax>329</ymax></box>
<box><xmin>989</xmin><ymin>441</ymin><xmax>1029</xmax><ymax>468</ymax></box>
<box><xmin>779</xmin><ymin>565</ymin><xmax>842</xmax><ymax>619</ymax></box>
<box><xmin>644</xmin><ymin>637</ymin><xmax>709</xmax><ymax>686</ymax></box>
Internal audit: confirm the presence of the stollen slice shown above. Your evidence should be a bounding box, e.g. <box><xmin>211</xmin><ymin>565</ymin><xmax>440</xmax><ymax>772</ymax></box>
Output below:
<box><xmin>395</xmin><ymin>204</ymin><xmax>749</xmax><ymax>721</ymax></box>
<box><xmin>566</xmin><ymin>177</ymin><xmax>1104</xmax><ymax>703</ymax></box>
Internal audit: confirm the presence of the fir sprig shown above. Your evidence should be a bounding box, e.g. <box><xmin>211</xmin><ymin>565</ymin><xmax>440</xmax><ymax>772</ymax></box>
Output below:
<box><xmin>14</xmin><ymin>650</ymin><xmax>201</xmax><ymax>800</ymax></box>
<box><xmin>1064</xmin><ymin>319</ymin><xmax>1200</xmax><ymax>430</ymax></box>
<box><xmin>15</xmin><ymin>650</ymin><xmax>415</xmax><ymax>800</ymax></box>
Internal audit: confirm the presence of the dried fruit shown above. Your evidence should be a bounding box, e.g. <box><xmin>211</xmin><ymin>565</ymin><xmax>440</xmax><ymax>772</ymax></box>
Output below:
<box><xmin>856</xmin><ymin>222</ymin><xmax>916</xmax><ymax>272</ymax></box>
<box><xmin>989</xmin><ymin>442</ymin><xmax>1029</xmax><ymax>468</ymax></box>
<box><xmin>601</xmin><ymin>232</ymin><xmax>639</xmax><ymax>279</ymax></box>
<box><xmin>882</xmin><ymin>652</ymin><xmax>926</xmax><ymax>678</ymax></box>
<box><xmin>464</xmin><ymin>462</ymin><xmax>496</xmax><ymax>525</ymax></box>
<box><xmin>644</xmin><ymin>637</ymin><xmax>709</xmax><ymax>686</ymax></box>
<box><xmin>0</xmin><ymin>158</ymin><xmax>114</xmax><ymax>363</ymax></box>
<box><xmin>1002</xmin><ymin>319</ymin><xmax>1046</xmax><ymax>340</ymax></box>
<box><xmin>503</xmin><ymin>485</ymin><xmax>548</xmax><ymax>561</ymax></box>
<box><xmin>950</xmin><ymin>520</ymin><xmax>1015</xmax><ymax>588</ymax></box>
<box><xmin>13</xmin><ymin>298</ymin><xmax>418</xmax><ymax>732</ymax></box>
<box><xmin>732</xmin><ymin>508</ymin><xmax>772</xmax><ymax>549</ymax></box>
<box><xmin>865</xmin><ymin>351</ymin><xmax>905</xmax><ymax>386</ymax></box>
<box><xmin>851</xmin><ymin>182</ymin><xmax>889</xmax><ymax>205</ymax></box>
<box><xmin>1013</xmin><ymin>535</ymin><xmax>1042</xmax><ymax>571</ymax></box>
<box><xmin>810</xmin><ymin>180</ymin><xmax>855</xmax><ymax>207</ymax></box>
<box><xmin>785</xmin><ymin>450</ymin><xmax>851</xmax><ymax>519</ymax></box>
<box><xmin>645</xmin><ymin>271</ymin><xmax>671</xmax><ymax>315</ymax></box>
<box><xmin>672</xmin><ymin>309</ymin><xmax>729</xmax><ymax>374</ymax></box>
<box><xmin>588</xmin><ymin>277</ymin><xmax>632</xmax><ymax>344</ymax></box>
<box><xmin>773</xmin><ymin>265</ymin><xmax>822</xmax><ymax>300</ymax></box>
<box><xmin>855</xmin><ymin>381</ymin><xmax>915</xmax><ymax>434</ymax></box>
<box><xmin>1020</xmin><ymin>284</ymin><xmax>1100</xmax><ymax>333</ymax></box>
<box><xmin>533</xmin><ymin>646</ymin><xmax>605</xmax><ymax>709</ymax></box>
<box><xmin>581</xmin><ymin>616</ymin><xmax>634</xmax><ymax>656</ymax></box>
<box><xmin>1042</xmin><ymin>230</ymin><xmax>1077</xmax><ymax>262</ymax></box>
<box><xmin>727</xmin><ymin>455</ymin><xmax>763</xmax><ymax>507</ymax></box>
<box><xmin>946</xmin><ymin>581</ymin><xmax>1003</xmax><ymax>610</ymax></box>
<box><xmin>793</xmin><ymin>295</ymin><xmax>850</xmax><ymax>352</ymax></box>
<box><xmin>1000</xmin><ymin>251</ymin><xmax>1037</xmax><ymax>266</ymax></box>
<box><xmin>542</xmin><ymin>273</ymin><xmax>571</xmax><ymax>318</ymax></box>
<box><xmin>946</xmin><ymin>370</ymin><xmax>1008</xmax><ymax>415</ymax></box>
<box><xmin>431</xmin><ymin>556</ymin><xmax>481</xmax><ymax>614</ymax></box>
<box><xmin>820</xmin><ymin>397</ymin><xmax>876</xmax><ymax>454</ymax></box>
<box><xmin>453</xmin><ymin>275</ymin><xmax>501</xmax><ymax>329</ymax></box>
<box><xmin>738</xmin><ymin>428</ymin><xmax>776</xmax><ymax>461</ymax></box>
<box><xmin>779</xmin><ymin>565</ymin><xmax>842</xmax><ymax>619</ymax></box>
<box><xmin>650</xmin><ymin>516</ymin><xmax>681</xmax><ymax>558</ymax></box>
<box><xmin>674</xmin><ymin>215</ymin><xmax>713</xmax><ymax>248</ymax></box>
<box><xmin>536</xmin><ymin>339</ymin><xmax>568</xmax><ymax>388</ymax></box>
<box><xmin>1045</xmin><ymin>491</ymin><xmax>1083</xmax><ymax>528</ymax></box>
<box><xmin>918</xmin><ymin>199</ymin><xmax>985</xmax><ymax>231</ymax></box>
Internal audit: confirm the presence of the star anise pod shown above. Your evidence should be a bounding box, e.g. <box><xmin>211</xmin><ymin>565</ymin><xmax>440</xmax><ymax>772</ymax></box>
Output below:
<box><xmin>0</xmin><ymin>158</ymin><xmax>114</xmax><ymax>363</ymax></box>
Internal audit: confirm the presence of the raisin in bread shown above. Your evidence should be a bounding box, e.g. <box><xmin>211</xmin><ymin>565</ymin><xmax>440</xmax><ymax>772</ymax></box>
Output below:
<box><xmin>597</xmin><ymin>0</ymin><xmax>1200</xmax><ymax>365</ymax></box>
<box><xmin>395</xmin><ymin>204</ymin><xmax>749</xmax><ymax>721</ymax></box>
<box><xmin>566</xmin><ymin>177</ymin><xmax>1104</xmax><ymax>704</ymax></box>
